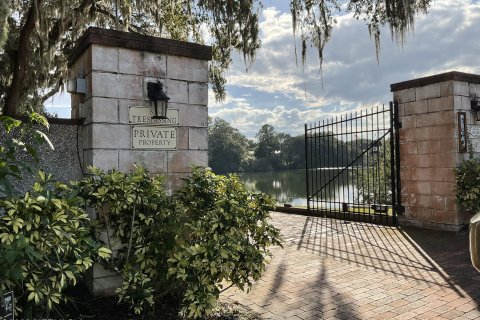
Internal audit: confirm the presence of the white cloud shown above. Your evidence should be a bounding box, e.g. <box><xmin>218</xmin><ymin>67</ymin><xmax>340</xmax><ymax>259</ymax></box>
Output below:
<box><xmin>212</xmin><ymin>0</ymin><xmax>480</xmax><ymax>138</ymax></box>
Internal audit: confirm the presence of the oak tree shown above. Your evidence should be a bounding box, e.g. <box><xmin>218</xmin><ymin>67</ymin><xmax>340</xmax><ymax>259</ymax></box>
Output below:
<box><xmin>0</xmin><ymin>0</ymin><xmax>431</xmax><ymax>116</ymax></box>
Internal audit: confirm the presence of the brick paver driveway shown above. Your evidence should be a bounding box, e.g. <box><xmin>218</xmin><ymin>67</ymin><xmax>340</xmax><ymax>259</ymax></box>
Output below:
<box><xmin>222</xmin><ymin>212</ymin><xmax>480</xmax><ymax>319</ymax></box>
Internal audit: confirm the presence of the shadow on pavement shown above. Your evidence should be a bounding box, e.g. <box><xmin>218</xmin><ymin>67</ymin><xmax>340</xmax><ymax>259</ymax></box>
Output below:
<box><xmin>295</xmin><ymin>216</ymin><xmax>480</xmax><ymax>307</ymax></box>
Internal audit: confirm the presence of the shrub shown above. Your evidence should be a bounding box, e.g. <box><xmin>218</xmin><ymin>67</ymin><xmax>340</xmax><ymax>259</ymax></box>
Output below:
<box><xmin>454</xmin><ymin>158</ymin><xmax>480</xmax><ymax>213</ymax></box>
<box><xmin>0</xmin><ymin>113</ymin><xmax>110</xmax><ymax>318</ymax></box>
<box><xmin>170</xmin><ymin>168</ymin><xmax>282</xmax><ymax>318</ymax></box>
<box><xmin>0</xmin><ymin>172</ymin><xmax>111</xmax><ymax>318</ymax></box>
<box><xmin>75</xmin><ymin>166</ymin><xmax>282</xmax><ymax>318</ymax></box>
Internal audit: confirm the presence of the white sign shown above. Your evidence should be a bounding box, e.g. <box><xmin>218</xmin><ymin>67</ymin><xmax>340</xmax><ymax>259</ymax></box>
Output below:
<box><xmin>129</xmin><ymin>106</ymin><xmax>179</xmax><ymax>126</ymax></box>
<box><xmin>131</xmin><ymin>126</ymin><xmax>177</xmax><ymax>149</ymax></box>
<box><xmin>471</xmin><ymin>126</ymin><xmax>480</xmax><ymax>137</ymax></box>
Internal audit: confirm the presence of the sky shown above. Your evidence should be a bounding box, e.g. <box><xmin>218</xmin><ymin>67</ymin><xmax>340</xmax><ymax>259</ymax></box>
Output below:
<box><xmin>45</xmin><ymin>0</ymin><xmax>480</xmax><ymax>139</ymax></box>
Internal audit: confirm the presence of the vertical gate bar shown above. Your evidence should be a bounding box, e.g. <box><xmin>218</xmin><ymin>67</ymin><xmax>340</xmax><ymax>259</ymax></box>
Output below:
<box><xmin>305</xmin><ymin>123</ymin><xmax>310</xmax><ymax>213</ymax></box>
<box><xmin>310</xmin><ymin>122</ymin><xmax>318</xmax><ymax>214</ymax></box>
<box><xmin>382</xmin><ymin>105</ymin><xmax>388</xmax><ymax>224</ymax></box>
<box><xmin>376</xmin><ymin>105</ymin><xmax>381</xmax><ymax>223</ymax></box>
<box><xmin>322</xmin><ymin>119</ymin><xmax>329</xmax><ymax>216</ymax></box>
<box><xmin>347</xmin><ymin>112</ymin><xmax>352</xmax><ymax>212</ymax></box>
<box><xmin>335</xmin><ymin>115</ymin><xmax>339</xmax><ymax>218</ymax></box>
<box><xmin>339</xmin><ymin>115</ymin><xmax>346</xmax><ymax>219</ymax></box>
<box><xmin>317</xmin><ymin>122</ymin><xmax>321</xmax><ymax>216</ymax></box>
<box><xmin>326</xmin><ymin>118</ymin><xmax>330</xmax><ymax>214</ymax></box>
<box><xmin>355</xmin><ymin>110</ymin><xmax>359</xmax><ymax>215</ymax></box>
<box><xmin>394</xmin><ymin>101</ymin><xmax>402</xmax><ymax>222</ymax></box>
<box><xmin>389</xmin><ymin>102</ymin><xmax>397</xmax><ymax>224</ymax></box>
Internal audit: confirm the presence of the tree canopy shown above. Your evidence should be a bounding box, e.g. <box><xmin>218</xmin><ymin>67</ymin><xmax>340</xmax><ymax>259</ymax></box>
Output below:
<box><xmin>0</xmin><ymin>0</ymin><xmax>431</xmax><ymax>116</ymax></box>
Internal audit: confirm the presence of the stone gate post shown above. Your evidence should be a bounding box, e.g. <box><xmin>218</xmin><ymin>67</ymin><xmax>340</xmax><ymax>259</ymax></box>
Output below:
<box><xmin>68</xmin><ymin>27</ymin><xmax>211</xmax><ymax>295</ymax></box>
<box><xmin>391</xmin><ymin>71</ymin><xmax>480</xmax><ymax>231</ymax></box>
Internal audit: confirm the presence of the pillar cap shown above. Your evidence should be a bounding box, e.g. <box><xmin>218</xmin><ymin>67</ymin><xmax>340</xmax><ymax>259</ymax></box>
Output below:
<box><xmin>390</xmin><ymin>71</ymin><xmax>480</xmax><ymax>92</ymax></box>
<box><xmin>69</xmin><ymin>27</ymin><xmax>212</xmax><ymax>65</ymax></box>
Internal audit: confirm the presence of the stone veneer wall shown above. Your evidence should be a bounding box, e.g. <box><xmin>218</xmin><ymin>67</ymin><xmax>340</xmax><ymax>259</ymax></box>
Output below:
<box><xmin>69</xmin><ymin>27</ymin><xmax>211</xmax><ymax>190</ymax></box>
<box><xmin>68</xmin><ymin>27</ymin><xmax>212</xmax><ymax>295</ymax></box>
<box><xmin>391</xmin><ymin>71</ymin><xmax>480</xmax><ymax>231</ymax></box>
<box><xmin>0</xmin><ymin>119</ymin><xmax>83</xmax><ymax>195</ymax></box>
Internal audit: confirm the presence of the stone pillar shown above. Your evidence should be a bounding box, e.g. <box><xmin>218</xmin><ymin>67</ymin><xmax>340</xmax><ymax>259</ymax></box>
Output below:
<box><xmin>391</xmin><ymin>71</ymin><xmax>480</xmax><ymax>231</ymax></box>
<box><xmin>68</xmin><ymin>27</ymin><xmax>211</xmax><ymax>295</ymax></box>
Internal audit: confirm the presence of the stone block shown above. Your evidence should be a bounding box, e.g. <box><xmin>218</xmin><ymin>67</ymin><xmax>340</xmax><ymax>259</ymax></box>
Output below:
<box><xmin>86</xmin><ymin>97</ymin><xmax>119</xmax><ymax>124</ymax></box>
<box><xmin>400</xmin><ymin>167</ymin><xmax>418</xmax><ymax>181</ymax></box>
<box><xmin>164</xmin><ymin>79</ymin><xmax>189</xmax><ymax>104</ymax></box>
<box><xmin>416</xmin><ymin>139</ymin><xmax>456</xmax><ymax>155</ymax></box>
<box><xmin>118</xmin><ymin>48</ymin><xmax>167</xmax><ymax>77</ymax></box>
<box><xmin>78</xmin><ymin>99</ymin><xmax>91</xmax><ymax>120</ymax></box>
<box><xmin>92</xmin><ymin>73</ymin><xmax>143</xmax><ymax>100</ymax></box>
<box><xmin>431</xmin><ymin>182</ymin><xmax>455</xmax><ymax>196</ymax></box>
<box><xmin>401</xmin><ymin>115</ymin><xmax>416</xmax><ymax>129</ymax></box>
<box><xmin>168</xmin><ymin>150</ymin><xmax>208</xmax><ymax>173</ymax></box>
<box><xmin>403</xmin><ymin>100</ymin><xmax>428</xmax><ymax>116</ymax></box>
<box><xmin>418</xmin><ymin>168</ymin><xmax>455</xmax><ymax>183</ymax></box>
<box><xmin>91</xmin><ymin>45</ymin><xmax>118</xmax><ymax>73</ymax></box>
<box><xmin>393</xmin><ymin>88</ymin><xmax>415</xmax><ymax>103</ymax></box>
<box><xmin>166</xmin><ymin>172</ymin><xmax>190</xmax><ymax>190</ymax></box>
<box><xmin>70</xmin><ymin>46</ymin><xmax>92</xmax><ymax>79</ymax></box>
<box><xmin>118</xmin><ymin>150</ymin><xmax>168</xmax><ymax>174</ymax></box>
<box><xmin>400</xmin><ymin>154</ymin><xmax>421</xmax><ymax>167</ymax></box>
<box><xmin>453</xmin><ymin>95</ymin><xmax>473</xmax><ymax>111</ymax></box>
<box><xmin>86</xmin><ymin>272</ymin><xmax>123</xmax><ymax>297</ymax></box>
<box><xmin>429</xmin><ymin>153</ymin><xmax>457</xmax><ymax>168</ymax></box>
<box><xmin>470</xmin><ymin>83</ymin><xmax>480</xmax><ymax>97</ymax></box>
<box><xmin>440</xmin><ymin>81</ymin><xmax>453</xmax><ymax>97</ymax></box>
<box><xmin>430</xmin><ymin>195</ymin><xmax>446</xmax><ymax>210</ymax></box>
<box><xmin>189</xmin><ymin>83</ymin><xmax>208</xmax><ymax>105</ymax></box>
<box><xmin>167</xmin><ymin>56</ymin><xmax>208</xmax><ymax>82</ymax></box>
<box><xmin>189</xmin><ymin>127</ymin><xmax>208</xmax><ymax>150</ymax></box>
<box><xmin>174</xmin><ymin>104</ymin><xmax>208</xmax><ymax>127</ymax></box>
<box><xmin>399</xmin><ymin>142</ymin><xmax>417</xmax><ymax>155</ymax></box>
<box><xmin>415</xmin><ymin>111</ymin><xmax>455</xmax><ymax>127</ymax></box>
<box><xmin>453</xmin><ymin>81</ymin><xmax>470</xmax><ymax>96</ymax></box>
<box><xmin>416</xmin><ymin>83</ymin><xmax>441</xmax><ymax>101</ymax></box>
<box><xmin>176</xmin><ymin>126</ymin><xmax>189</xmax><ymax>150</ymax></box>
<box><xmin>427</xmin><ymin>96</ymin><xmax>454</xmax><ymax>112</ymax></box>
<box><xmin>398</xmin><ymin>103</ymin><xmax>405</xmax><ymax>117</ymax></box>
<box><xmin>445</xmin><ymin>196</ymin><xmax>458</xmax><ymax>211</ymax></box>
<box><xmin>91</xmin><ymin>124</ymin><xmax>131</xmax><ymax>149</ymax></box>
<box><xmin>83</xmin><ymin>149</ymin><xmax>119</xmax><ymax>170</ymax></box>
<box><xmin>404</xmin><ymin>181</ymin><xmax>431</xmax><ymax>195</ymax></box>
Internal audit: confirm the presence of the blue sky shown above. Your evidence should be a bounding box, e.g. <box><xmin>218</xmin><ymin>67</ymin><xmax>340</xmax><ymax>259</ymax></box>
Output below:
<box><xmin>46</xmin><ymin>0</ymin><xmax>480</xmax><ymax>139</ymax></box>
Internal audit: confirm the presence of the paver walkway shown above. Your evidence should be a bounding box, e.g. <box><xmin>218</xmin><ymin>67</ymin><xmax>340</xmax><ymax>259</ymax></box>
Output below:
<box><xmin>221</xmin><ymin>212</ymin><xmax>480</xmax><ymax>319</ymax></box>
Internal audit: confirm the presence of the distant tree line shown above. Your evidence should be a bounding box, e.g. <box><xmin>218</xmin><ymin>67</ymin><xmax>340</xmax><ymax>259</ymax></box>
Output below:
<box><xmin>208</xmin><ymin>119</ymin><xmax>305</xmax><ymax>173</ymax></box>
<box><xmin>208</xmin><ymin>118</ymin><xmax>381</xmax><ymax>174</ymax></box>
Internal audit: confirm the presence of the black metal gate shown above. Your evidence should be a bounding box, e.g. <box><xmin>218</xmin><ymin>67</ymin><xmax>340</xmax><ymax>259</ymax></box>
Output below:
<box><xmin>305</xmin><ymin>102</ymin><xmax>401</xmax><ymax>224</ymax></box>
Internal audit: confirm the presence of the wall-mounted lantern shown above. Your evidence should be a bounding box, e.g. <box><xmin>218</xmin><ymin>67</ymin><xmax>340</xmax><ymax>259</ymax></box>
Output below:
<box><xmin>471</xmin><ymin>97</ymin><xmax>480</xmax><ymax>122</ymax></box>
<box><xmin>147</xmin><ymin>81</ymin><xmax>170</xmax><ymax>120</ymax></box>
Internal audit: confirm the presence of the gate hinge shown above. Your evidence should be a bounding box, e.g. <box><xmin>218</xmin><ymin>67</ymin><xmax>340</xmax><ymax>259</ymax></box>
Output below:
<box><xmin>395</xmin><ymin>121</ymin><xmax>402</xmax><ymax>129</ymax></box>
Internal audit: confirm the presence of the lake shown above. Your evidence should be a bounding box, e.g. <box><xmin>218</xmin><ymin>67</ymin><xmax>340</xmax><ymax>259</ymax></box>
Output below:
<box><xmin>238</xmin><ymin>169</ymin><xmax>356</xmax><ymax>208</ymax></box>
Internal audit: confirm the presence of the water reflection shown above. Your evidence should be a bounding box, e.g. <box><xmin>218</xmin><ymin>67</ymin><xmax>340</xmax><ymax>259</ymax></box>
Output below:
<box><xmin>238</xmin><ymin>169</ymin><xmax>356</xmax><ymax>207</ymax></box>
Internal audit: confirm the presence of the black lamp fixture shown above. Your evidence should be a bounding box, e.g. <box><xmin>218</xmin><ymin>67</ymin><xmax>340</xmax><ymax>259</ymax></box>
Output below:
<box><xmin>147</xmin><ymin>81</ymin><xmax>170</xmax><ymax>120</ymax></box>
<box><xmin>471</xmin><ymin>96</ymin><xmax>480</xmax><ymax>122</ymax></box>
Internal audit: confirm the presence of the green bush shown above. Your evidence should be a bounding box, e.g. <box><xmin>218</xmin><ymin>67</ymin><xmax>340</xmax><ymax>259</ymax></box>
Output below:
<box><xmin>170</xmin><ymin>168</ymin><xmax>282</xmax><ymax>318</ymax></box>
<box><xmin>75</xmin><ymin>166</ymin><xmax>282</xmax><ymax>318</ymax></box>
<box><xmin>0</xmin><ymin>172</ymin><xmax>111</xmax><ymax>318</ymax></box>
<box><xmin>0</xmin><ymin>114</ymin><xmax>110</xmax><ymax>318</ymax></box>
<box><xmin>454</xmin><ymin>158</ymin><xmax>480</xmax><ymax>213</ymax></box>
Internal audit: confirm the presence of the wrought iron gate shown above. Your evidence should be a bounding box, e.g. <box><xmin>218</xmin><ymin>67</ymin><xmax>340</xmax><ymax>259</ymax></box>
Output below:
<box><xmin>305</xmin><ymin>102</ymin><xmax>401</xmax><ymax>224</ymax></box>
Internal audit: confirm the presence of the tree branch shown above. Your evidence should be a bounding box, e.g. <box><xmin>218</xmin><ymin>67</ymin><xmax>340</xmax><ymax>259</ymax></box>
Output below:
<box><xmin>4</xmin><ymin>1</ymin><xmax>39</xmax><ymax>115</ymax></box>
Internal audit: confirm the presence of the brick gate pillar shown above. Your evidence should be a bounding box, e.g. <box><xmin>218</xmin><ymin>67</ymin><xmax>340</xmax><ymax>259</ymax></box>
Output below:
<box><xmin>391</xmin><ymin>71</ymin><xmax>480</xmax><ymax>231</ymax></box>
<box><xmin>68</xmin><ymin>27</ymin><xmax>211</xmax><ymax>295</ymax></box>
